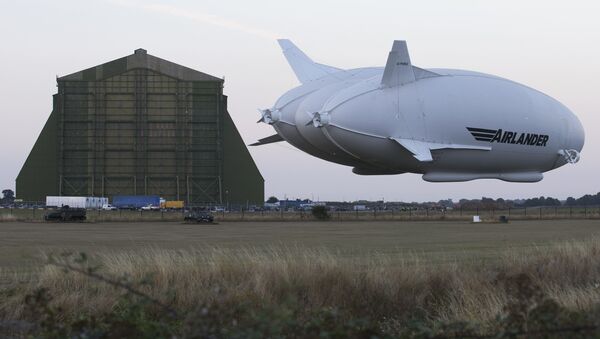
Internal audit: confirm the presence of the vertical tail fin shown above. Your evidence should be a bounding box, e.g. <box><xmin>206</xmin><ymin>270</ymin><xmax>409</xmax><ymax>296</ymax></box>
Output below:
<box><xmin>277</xmin><ymin>39</ymin><xmax>342</xmax><ymax>83</ymax></box>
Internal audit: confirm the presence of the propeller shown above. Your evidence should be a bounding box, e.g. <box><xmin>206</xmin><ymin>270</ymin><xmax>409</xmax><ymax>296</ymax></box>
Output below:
<box><xmin>257</xmin><ymin>108</ymin><xmax>281</xmax><ymax>124</ymax></box>
<box><xmin>559</xmin><ymin>149</ymin><xmax>581</xmax><ymax>164</ymax></box>
<box><xmin>305</xmin><ymin>111</ymin><xmax>330</xmax><ymax>128</ymax></box>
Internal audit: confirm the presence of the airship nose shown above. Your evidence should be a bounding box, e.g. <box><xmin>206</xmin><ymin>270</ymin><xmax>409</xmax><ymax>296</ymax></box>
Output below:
<box><xmin>567</xmin><ymin>116</ymin><xmax>585</xmax><ymax>152</ymax></box>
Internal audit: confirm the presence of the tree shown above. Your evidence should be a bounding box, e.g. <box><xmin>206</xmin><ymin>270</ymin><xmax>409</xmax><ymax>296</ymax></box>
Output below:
<box><xmin>311</xmin><ymin>205</ymin><xmax>330</xmax><ymax>220</ymax></box>
<box><xmin>1</xmin><ymin>189</ymin><xmax>14</xmax><ymax>202</ymax></box>
<box><xmin>266</xmin><ymin>196</ymin><xmax>279</xmax><ymax>203</ymax></box>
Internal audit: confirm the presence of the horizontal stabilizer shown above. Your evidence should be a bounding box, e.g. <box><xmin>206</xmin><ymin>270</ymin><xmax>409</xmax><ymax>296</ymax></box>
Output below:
<box><xmin>391</xmin><ymin>138</ymin><xmax>491</xmax><ymax>162</ymax></box>
<box><xmin>278</xmin><ymin>39</ymin><xmax>342</xmax><ymax>84</ymax></box>
<box><xmin>249</xmin><ymin>134</ymin><xmax>284</xmax><ymax>146</ymax></box>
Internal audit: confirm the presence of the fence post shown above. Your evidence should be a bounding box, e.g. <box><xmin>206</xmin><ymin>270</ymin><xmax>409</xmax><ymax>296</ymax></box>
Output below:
<box><xmin>570</xmin><ymin>206</ymin><xmax>572</xmax><ymax>218</ymax></box>
<box><xmin>539</xmin><ymin>207</ymin><xmax>542</xmax><ymax>220</ymax></box>
<box><xmin>426</xmin><ymin>208</ymin><xmax>429</xmax><ymax>217</ymax></box>
<box><xmin>356</xmin><ymin>209</ymin><xmax>358</xmax><ymax>220</ymax></box>
<box><xmin>373</xmin><ymin>209</ymin><xmax>376</xmax><ymax>219</ymax></box>
<box><xmin>585</xmin><ymin>206</ymin><xmax>587</xmax><ymax>218</ymax></box>
<box><xmin>508</xmin><ymin>207</ymin><xmax>511</xmax><ymax>216</ymax></box>
<box><xmin>524</xmin><ymin>207</ymin><xmax>527</xmax><ymax>217</ymax></box>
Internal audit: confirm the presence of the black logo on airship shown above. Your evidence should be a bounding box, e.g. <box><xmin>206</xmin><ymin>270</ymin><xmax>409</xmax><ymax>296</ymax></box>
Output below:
<box><xmin>466</xmin><ymin>127</ymin><xmax>549</xmax><ymax>147</ymax></box>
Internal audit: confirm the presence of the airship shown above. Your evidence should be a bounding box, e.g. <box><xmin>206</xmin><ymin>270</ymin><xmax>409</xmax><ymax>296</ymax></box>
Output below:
<box><xmin>252</xmin><ymin>40</ymin><xmax>584</xmax><ymax>182</ymax></box>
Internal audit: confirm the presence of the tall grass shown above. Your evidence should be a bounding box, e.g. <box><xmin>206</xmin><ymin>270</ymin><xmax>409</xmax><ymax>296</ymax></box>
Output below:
<box><xmin>3</xmin><ymin>238</ymin><xmax>600</xmax><ymax>336</ymax></box>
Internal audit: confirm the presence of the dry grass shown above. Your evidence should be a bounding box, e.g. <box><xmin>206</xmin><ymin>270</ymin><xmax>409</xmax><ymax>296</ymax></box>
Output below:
<box><xmin>2</xmin><ymin>237</ymin><xmax>600</xmax><ymax>333</ymax></box>
<box><xmin>0</xmin><ymin>214</ymin><xmax>16</xmax><ymax>222</ymax></box>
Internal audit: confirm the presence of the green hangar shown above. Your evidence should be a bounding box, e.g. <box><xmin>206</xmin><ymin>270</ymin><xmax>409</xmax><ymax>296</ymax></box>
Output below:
<box><xmin>17</xmin><ymin>49</ymin><xmax>263</xmax><ymax>205</ymax></box>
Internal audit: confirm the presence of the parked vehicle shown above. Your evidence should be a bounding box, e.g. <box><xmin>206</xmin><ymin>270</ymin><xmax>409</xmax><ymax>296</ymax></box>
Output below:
<box><xmin>184</xmin><ymin>210</ymin><xmax>215</xmax><ymax>223</ymax></box>
<box><xmin>100</xmin><ymin>204</ymin><xmax>117</xmax><ymax>210</ymax></box>
<box><xmin>112</xmin><ymin>195</ymin><xmax>160</xmax><ymax>209</ymax></box>
<box><xmin>44</xmin><ymin>206</ymin><xmax>86</xmax><ymax>222</ymax></box>
<box><xmin>161</xmin><ymin>200</ymin><xmax>184</xmax><ymax>209</ymax></box>
<box><xmin>46</xmin><ymin>196</ymin><xmax>108</xmax><ymax>209</ymax></box>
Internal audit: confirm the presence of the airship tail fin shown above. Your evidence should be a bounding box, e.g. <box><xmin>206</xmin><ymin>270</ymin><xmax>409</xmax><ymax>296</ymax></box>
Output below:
<box><xmin>381</xmin><ymin>40</ymin><xmax>416</xmax><ymax>87</ymax></box>
<box><xmin>381</xmin><ymin>41</ymin><xmax>440</xmax><ymax>87</ymax></box>
<box><xmin>277</xmin><ymin>39</ymin><xmax>342</xmax><ymax>84</ymax></box>
<box><xmin>249</xmin><ymin>134</ymin><xmax>284</xmax><ymax>146</ymax></box>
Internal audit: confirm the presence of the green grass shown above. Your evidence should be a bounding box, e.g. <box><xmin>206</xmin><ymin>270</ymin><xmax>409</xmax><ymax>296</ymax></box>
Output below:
<box><xmin>1</xmin><ymin>206</ymin><xmax>599</xmax><ymax>223</ymax></box>
<box><xmin>1</xmin><ymin>219</ymin><xmax>600</xmax><ymax>270</ymax></box>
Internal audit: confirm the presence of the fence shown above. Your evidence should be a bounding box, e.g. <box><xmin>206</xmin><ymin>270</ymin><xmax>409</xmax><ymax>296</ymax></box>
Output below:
<box><xmin>1</xmin><ymin>205</ymin><xmax>600</xmax><ymax>223</ymax></box>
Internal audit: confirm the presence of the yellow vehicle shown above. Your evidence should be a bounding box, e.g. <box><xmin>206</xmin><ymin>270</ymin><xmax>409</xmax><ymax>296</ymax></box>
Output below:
<box><xmin>161</xmin><ymin>200</ymin><xmax>184</xmax><ymax>209</ymax></box>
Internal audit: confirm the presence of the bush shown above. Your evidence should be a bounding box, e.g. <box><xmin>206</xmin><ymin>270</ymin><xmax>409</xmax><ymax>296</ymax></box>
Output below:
<box><xmin>311</xmin><ymin>205</ymin><xmax>330</xmax><ymax>220</ymax></box>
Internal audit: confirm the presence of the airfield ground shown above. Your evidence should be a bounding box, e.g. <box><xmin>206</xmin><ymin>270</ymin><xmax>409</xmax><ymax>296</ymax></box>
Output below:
<box><xmin>1</xmin><ymin>219</ymin><xmax>600</xmax><ymax>270</ymax></box>
<box><xmin>3</xmin><ymin>219</ymin><xmax>600</xmax><ymax>337</ymax></box>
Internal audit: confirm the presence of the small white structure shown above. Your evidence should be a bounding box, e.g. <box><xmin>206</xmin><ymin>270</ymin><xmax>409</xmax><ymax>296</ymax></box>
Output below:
<box><xmin>473</xmin><ymin>215</ymin><xmax>482</xmax><ymax>223</ymax></box>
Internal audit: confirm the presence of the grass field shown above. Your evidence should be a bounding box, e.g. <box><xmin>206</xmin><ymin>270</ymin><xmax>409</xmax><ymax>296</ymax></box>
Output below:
<box><xmin>2</xmin><ymin>205</ymin><xmax>600</xmax><ymax>223</ymax></box>
<box><xmin>1</xmin><ymin>219</ymin><xmax>600</xmax><ymax>270</ymax></box>
<box><xmin>3</xmin><ymin>219</ymin><xmax>600</xmax><ymax>337</ymax></box>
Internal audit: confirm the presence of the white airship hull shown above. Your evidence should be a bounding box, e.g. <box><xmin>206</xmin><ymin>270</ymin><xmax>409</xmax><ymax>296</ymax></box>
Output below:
<box><xmin>254</xmin><ymin>40</ymin><xmax>584</xmax><ymax>182</ymax></box>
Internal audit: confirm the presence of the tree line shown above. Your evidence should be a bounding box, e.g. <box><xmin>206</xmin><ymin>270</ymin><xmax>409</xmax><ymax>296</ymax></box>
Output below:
<box><xmin>456</xmin><ymin>192</ymin><xmax>600</xmax><ymax>209</ymax></box>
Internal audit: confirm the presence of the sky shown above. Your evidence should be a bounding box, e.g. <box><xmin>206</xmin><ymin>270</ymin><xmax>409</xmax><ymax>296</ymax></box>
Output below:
<box><xmin>0</xmin><ymin>0</ymin><xmax>599</xmax><ymax>202</ymax></box>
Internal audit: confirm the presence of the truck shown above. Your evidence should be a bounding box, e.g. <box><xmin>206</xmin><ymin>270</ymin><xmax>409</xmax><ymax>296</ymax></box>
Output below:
<box><xmin>44</xmin><ymin>206</ymin><xmax>86</xmax><ymax>222</ymax></box>
<box><xmin>112</xmin><ymin>195</ymin><xmax>160</xmax><ymax>209</ymax></box>
<box><xmin>184</xmin><ymin>210</ymin><xmax>214</xmax><ymax>223</ymax></box>
<box><xmin>161</xmin><ymin>200</ymin><xmax>184</xmax><ymax>209</ymax></box>
<box><xmin>46</xmin><ymin>196</ymin><xmax>108</xmax><ymax>209</ymax></box>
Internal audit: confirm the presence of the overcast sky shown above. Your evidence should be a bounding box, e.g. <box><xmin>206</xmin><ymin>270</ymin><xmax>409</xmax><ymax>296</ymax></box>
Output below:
<box><xmin>1</xmin><ymin>0</ymin><xmax>599</xmax><ymax>202</ymax></box>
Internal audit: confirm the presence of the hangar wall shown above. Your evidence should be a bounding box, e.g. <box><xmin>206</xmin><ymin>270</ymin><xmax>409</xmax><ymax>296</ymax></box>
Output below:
<box><xmin>16</xmin><ymin>49</ymin><xmax>264</xmax><ymax>205</ymax></box>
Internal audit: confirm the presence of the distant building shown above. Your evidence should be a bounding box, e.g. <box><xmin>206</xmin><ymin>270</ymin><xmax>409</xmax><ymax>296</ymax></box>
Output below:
<box><xmin>17</xmin><ymin>49</ymin><xmax>263</xmax><ymax>205</ymax></box>
<box><xmin>279</xmin><ymin>199</ymin><xmax>312</xmax><ymax>210</ymax></box>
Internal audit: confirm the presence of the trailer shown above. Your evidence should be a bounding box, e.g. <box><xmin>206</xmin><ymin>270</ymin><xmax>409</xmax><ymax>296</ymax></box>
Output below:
<box><xmin>161</xmin><ymin>200</ymin><xmax>185</xmax><ymax>209</ymax></box>
<box><xmin>112</xmin><ymin>195</ymin><xmax>160</xmax><ymax>209</ymax></box>
<box><xmin>46</xmin><ymin>196</ymin><xmax>108</xmax><ymax>209</ymax></box>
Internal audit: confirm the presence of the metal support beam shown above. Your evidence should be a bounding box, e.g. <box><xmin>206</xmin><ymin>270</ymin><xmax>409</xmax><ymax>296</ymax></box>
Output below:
<box><xmin>186</xmin><ymin>176</ymin><xmax>190</xmax><ymax>204</ymax></box>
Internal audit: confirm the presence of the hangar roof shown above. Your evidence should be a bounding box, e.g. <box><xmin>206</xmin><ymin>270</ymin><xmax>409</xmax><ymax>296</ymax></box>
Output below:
<box><xmin>58</xmin><ymin>48</ymin><xmax>223</xmax><ymax>82</ymax></box>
